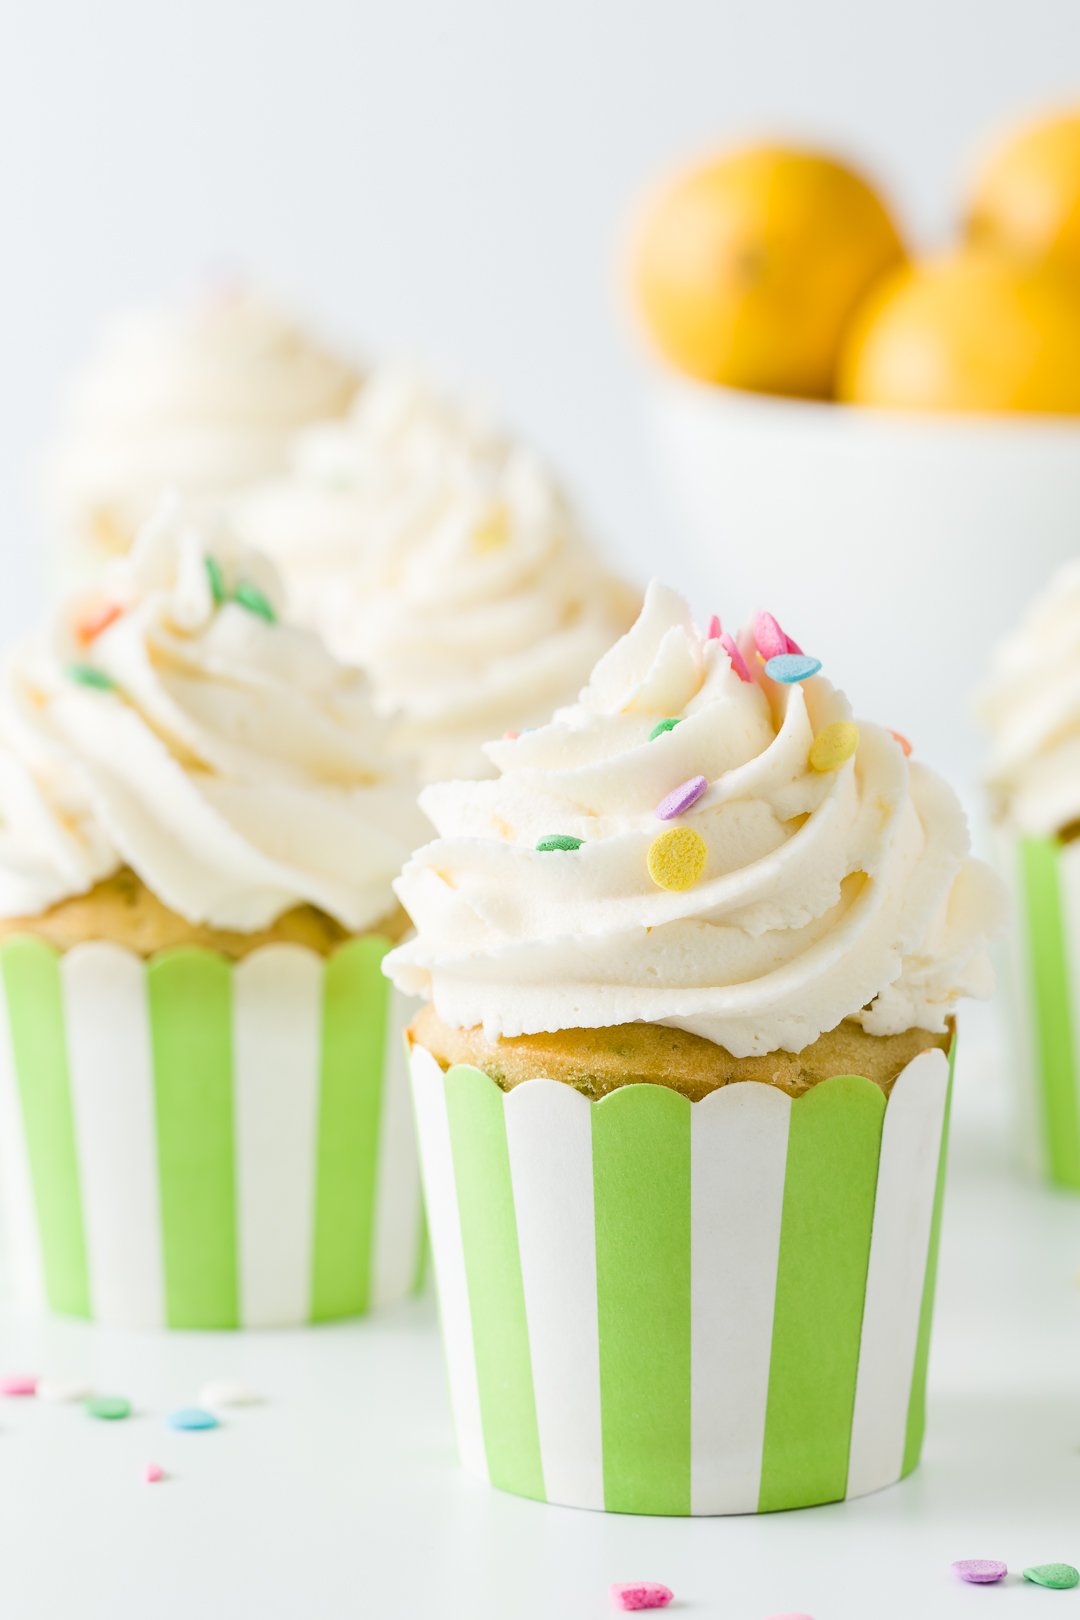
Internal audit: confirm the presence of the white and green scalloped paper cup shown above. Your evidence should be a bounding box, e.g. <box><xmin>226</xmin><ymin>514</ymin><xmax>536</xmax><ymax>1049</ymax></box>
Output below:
<box><xmin>0</xmin><ymin>935</ymin><xmax>424</xmax><ymax>1328</ymax></box>
<box><xmin>410</xmin><ymin>1035</ymin><xmax>954</xmax><ymax>1515</ymax></box>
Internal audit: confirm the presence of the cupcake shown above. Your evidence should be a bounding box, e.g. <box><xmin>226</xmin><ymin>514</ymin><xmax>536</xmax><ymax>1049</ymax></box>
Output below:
<box><xmin>234</xmin><ymin>367</ymin><xmax>638</xmax><ymax>780</ymax></box>
<box><xmin>0</xmin><ymin>501</ymin><xmax>428</xmax><ymax>1329</ymax></box>
<box><xmin>43</xmin><ymin>285</ymin><xmax>358</xmax><ymax>586</ymax></box>
<box><xmin>386</xmin><ymin>581</ymin><xmax>1002</xmax><ymax>1514</ymax></box>
<box><xmin>981</xmin><ymin>560</ymin><xmax>1080</xmax><ymax>1187</ymax></box>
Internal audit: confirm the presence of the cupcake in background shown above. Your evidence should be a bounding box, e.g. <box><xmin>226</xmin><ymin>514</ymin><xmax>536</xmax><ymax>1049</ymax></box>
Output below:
<box><xmin>234</xmin><ymin>367</ymin><xmax>639</xmax><ymax>780</ymax></box>
<box><xmin>0</xmin><ymin>500</ymin><xmax>427</xmax><ymax>1329</ymax></box>
<box><xmin>42</xmin><ymin>285</ymin><xmax>358</xmax><ymax>586</ymax></box>
<box><xmin>387</xmin><ymin>581</ymin><xmax>1002</xmax><ymax>1515</ymax></box>
<box><xmin>981</xmin><ymin>560</ymin><xmax>1080</xmax><ymax>1187</ymax></box>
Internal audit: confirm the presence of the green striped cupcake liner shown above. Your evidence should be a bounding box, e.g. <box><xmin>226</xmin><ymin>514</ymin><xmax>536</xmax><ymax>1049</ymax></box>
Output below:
<box><xmin>0</xmin><ymin>935</ymin><xmax>424</xmax><ymax>1328</ymax></box>
<box><xmin>411</xmin><ymin>1035</ymin><xmax>955</xmax><ymax>1515</ymax></box>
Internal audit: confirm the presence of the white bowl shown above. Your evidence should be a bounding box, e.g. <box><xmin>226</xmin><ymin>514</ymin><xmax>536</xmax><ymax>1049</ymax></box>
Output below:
<box><xmin>651</xmin><ymin>374</ymin><xmax>1080</xmax><ymax>800</ymax></box>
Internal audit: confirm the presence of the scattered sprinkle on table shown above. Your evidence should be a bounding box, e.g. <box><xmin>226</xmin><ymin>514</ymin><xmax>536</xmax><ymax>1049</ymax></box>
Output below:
<box><xmin>144</xmin><ymin>1463</ymin><xmax>165</xmax><ymax>1485</ymax></box>
<box><xmin>719</xmin><ymin>631</ymin><xmax>752</xmax><ymax>681</ymax></box>
<box><xmin>166</xmin><ymin>1407</ymin><xmax>219</xmax><ymax>1432</ymax></box>
<box><xmin>536</xmin><ymin>835</ymin><xmax>583</xmax><ymax>853</ymax></box>
<box><xmin>610</xmin><ymin>1583</ymin><xmax>673</xmax><ymax>1612</ymax></box>
<box><xmin>86</xmin><ymin>1395</ymin><xmax>131</xmax><ymax>1421</ymax></box>
<box><xmin>890</xmin><ymin>729</ymin><xmax>913</xmax><ymax>757</ymax></box>
<box><xmin>655</xmin><ymin>775</ymin><xmax>708</xmax><ymax>820</ymax></box>
<box><xmin>205</xmin><ymin>554</ymin><xmax>227</xmax><ymax>605</ymax></box>
<box><xmin>1024</xmin><ymin>1564</ymin><xmax>1080</xmax><ymax>1589</ymax></box>
<box><xmin>952</xmin><ymin>1560</ymin><xmax>1007</xmax><ymax>1584</ymax></box>
<box><xmin>37</xmin><ymin>1378</ymin><xmax>91</xmax><ymax>1403</ymax></box>
<box><xmin>232</xmin><ymin>581</ymin><xmax>276</xmax><ymax>623</ymax></box>
<box><xmin>706</xmin><ymin>613</ymin><xmax>722</xmax><ymax>640</ymax></box>
<box><xmin>65</xmin><ymin>662</ymin><xmax>117</xmax><ymax>692</ymax></box>
<box><xmin>648</xmin><ymin>826</ymin><xmax>707</xmax><ymax>892</ymax></box>
<box><xmin>648</xmin><ymin>717</ymin><xmax>682</xmax><ymax>741</ymax></box>
<box><xmin>198</xmin><ymin>1380</ymin><xmax>260</xmax><ymax>1409</ymax></box>
<box><xmin>765</xmin><ymin>652</ymin><xmax>821</xmax><ymax>684</ymax></box>
<box><xmin>809</xmin><ymin>721</ymin><xmax>859</xmax><ymax>773</ymax></box>
<box><xmin>0</xmin><ymin>1374</ymin><xmax>36</xmax><ymax>1397</ymax></box>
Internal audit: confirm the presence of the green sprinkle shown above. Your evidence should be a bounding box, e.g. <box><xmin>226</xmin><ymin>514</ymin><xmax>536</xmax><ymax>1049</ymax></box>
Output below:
<box><xmin>86</xmin><ymin>1394</ymin><xmax>131</xmax><ymax>1421</ymax></box>
<box><xmin>648</xmin><ymin>717</ymin><xmax>683</xmax><ymax>741</ymax></box>
<box><xmin>1024</xmin><ymin>1565</ymin><xmax>1080</xmax><ymax>1590</ymax></box>
<box><xmin>536</xmin><ymin>835</ymin><xmax>584</xmax><ymax>853</ymax></box>
<box><xmin>232</xmin><ymin>580</ymin><xmax>277</xmax><ymax>624</ymax></box>
<box><xmin>65</xmin><ymin>662</ymin><xmax>117</xmax><ymax>693</ymax></box>
<box><xmin>205</xmin><ymin>554</ymin><xmax>227</xmax><ymax>605</ymax></box>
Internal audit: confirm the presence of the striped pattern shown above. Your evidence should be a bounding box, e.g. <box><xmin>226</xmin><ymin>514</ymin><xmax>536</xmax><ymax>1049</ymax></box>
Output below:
<box><xmin>411</xmin><ymin>1041</ymin><xmax>954</xmax><ymax>1516</ymax></box>
<box><xmin>0</xmin><ymin>936</ymin><xmax>423</xmax><ymax>1329</ymax></box>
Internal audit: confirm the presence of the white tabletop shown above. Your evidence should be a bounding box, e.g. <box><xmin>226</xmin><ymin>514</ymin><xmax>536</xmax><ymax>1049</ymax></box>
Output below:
<box><xmin>0</xmin><ymin>1010</ymin><xmax>1077</xmax><ymax>1620</ymax></box>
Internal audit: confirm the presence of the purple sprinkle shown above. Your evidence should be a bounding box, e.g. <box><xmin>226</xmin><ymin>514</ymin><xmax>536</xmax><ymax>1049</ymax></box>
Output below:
<box><xmin>952</xmin><ymin>1560</ymin><xmax>1007</xmax><ymax>1585</ymax></box>
<box><xmin>655</xmin><ymin>775</ymin><xmax>708</xmax><ymax>821</ymax></box>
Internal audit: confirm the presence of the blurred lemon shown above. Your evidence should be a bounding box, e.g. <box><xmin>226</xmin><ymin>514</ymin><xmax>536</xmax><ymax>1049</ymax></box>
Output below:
<box><xmin>631</xmin><ymin>145</ymin><xmax>906</xmax><ymax>397</ymax></box>
<box><xmin>838</xmin><ymin>251</ymin><xmax>1080</xmax><ymax>414</ymax></box>
<box><xmin>966</xmin><ymin>110</ymin><xmax>1080</xmax><ymax>272</ymax></box>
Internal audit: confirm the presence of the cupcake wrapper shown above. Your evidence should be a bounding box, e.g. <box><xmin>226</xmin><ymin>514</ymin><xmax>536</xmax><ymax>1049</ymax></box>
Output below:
<box><xmin>0</xmin><ymin>936</ymin><xmax>424</xmax><ymax>1329</ymax></box>
<box><xmin>1000</xmin><ymin>833</ymin><xmax>1080</xmax><ymax>1189</ymax></box>
<box><xmin>410</xmin><ymin>1038</ymin><xmax>954</xmax><ymax>1515</ymax></box>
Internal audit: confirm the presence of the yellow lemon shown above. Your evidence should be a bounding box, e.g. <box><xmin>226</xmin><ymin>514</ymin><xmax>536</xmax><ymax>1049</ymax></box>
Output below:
<box><xmin>966</xmin><ymin>109</ymin><xmax>1080</xmax><ymax>273</ymax></box>
<box><xmin>631</xmin><ymin>145</ymin><xmax>906</xmax><ymax>397</ymax></box>
<box><xmin>838</xmin><ymin>251</ymin><xmax>1080</xmax><ymax>415</ymax></box>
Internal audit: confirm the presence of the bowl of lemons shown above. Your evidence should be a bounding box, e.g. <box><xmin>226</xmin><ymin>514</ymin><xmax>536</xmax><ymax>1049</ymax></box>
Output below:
<box><xmin>631</xmin><ymin>111</ymin><xmax>1080</xmax><ymax>789</ymax></box>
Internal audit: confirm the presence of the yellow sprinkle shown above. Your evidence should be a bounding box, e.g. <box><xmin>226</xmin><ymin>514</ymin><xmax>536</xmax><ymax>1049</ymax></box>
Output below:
<box><xmin>647</xmin><ymin>827</ymin><xmax>707</xmax><ymax>892</ymax></box>
<box><xmin>472</xmin><ymin>504</ymin><xmax>511</xmax><ymax>552</ymax></box>
<box><xmin>809</xmin><ymin>720</ymin><xmax>860</xmax><ymax>773</ymax></box>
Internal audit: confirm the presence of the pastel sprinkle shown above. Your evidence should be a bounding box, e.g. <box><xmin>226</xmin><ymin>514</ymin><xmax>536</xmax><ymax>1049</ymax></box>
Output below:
<box><xmin>705</xmin><ymin>614</ymin><xmax>722</xmax><ymax>640</ymax></box>
<box><xmin>502</xmin><ymin>730</ymin><xmax>520</xmax><ymax>741</ymax></box>
<box><xmin>37</xmin><ymin>1378</ymin><xmax>91</xmax><ymax>1403</ymax></box>
<box><xmin>648</xmin><ymin>717</ymin><xmax>683</xmax><ymax>741</ymax></box>
<box><xmin>1024</xmin><ymin>1564</ymin><xmax>1080</xmax><ymax>1590</ymax></box>
<box><xmin>808</xmin><ymin>721</ymin><xmax>860</xmax><ymax>773</ymax></box>
<box><xmin>536</xmin><ymin>835</ymin><xmax>584</xmax><ymax>853</ymax></box>
<box><xmin>0</xmin><ymin>1374</ymin><xmax>36</xmax><ymax>1397</ymax></box>
<box><xmin>765</xmin><ymin>652</ymin><xmax>821</xmax><ymax>684</ymax></box>
<box><xmin>655</xmin><ymin>775</ymin><xmax>708</xmax><ymax>820</ymax></box>
<box><xmin>75</xmin><ymin>600</ymin><xmax>122</xmax><ymax>644</ymax></box>
<box><xmin>86</xmin><ymin>1394</ymin><xmax>131</xmax><ymax>1421</ymax></box>
<box><xmin>166</xmin><ymin>1407</ymin><xmax>219</xmax><ymax>1432</ymax></box>
<box><xmin>205</xmin><ymin>554</ymin><xmax>227</xmax><ymax>605</ymax></box>
<box><xmin>754</xmin><ymin>610</ymin><xmax>791</xmax><ymax>660</ymax></box>
<box><xmin>144</xmin><ymin>1463</ymin><xmax>165</xmax><ymax>1484</ymax></box>
<box><xmin>198</xmin><ymin>1380</ymin><xmax>260</xmax><ymax>1408</ymax></box>
<box><xmin>719</xmin><ymin>631</ymin><xmax>752</xmax><ymax>682</ymax></box>
<box><xmin>65</xmin><ymin>662</ymin><xmax>117</xmax><ymax>692</ymax></box>
<box><xmin>232</xmin><ymin>580</ymin><xmax>277</xmax><ymax>623</ymax></box>
<box><xmin>952</xmin><ymin>1560</ymin><xmax>1007</xmax><ymax>1585</ymax></box>
<box><xmin>890</xmin><ymin>729</ymin><xmax>913</xmax><ymax>757</ymax></box>
<box><xmin>610</xmin><ymin>1584</ymin><xmax>673</xmax><ymax>1612</ymax></box>
<box><xmin>647</xmin><ymin>826</ymin><xmax>707</xmax><ymax>892</ymax></box>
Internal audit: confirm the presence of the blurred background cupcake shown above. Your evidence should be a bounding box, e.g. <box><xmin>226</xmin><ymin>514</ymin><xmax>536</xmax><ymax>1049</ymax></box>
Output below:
<box><xmin>0</xmin><ymin>500</ymin><xmax>427</xmax><ymax>1329</ymax></box>
<box><xmin>387</xmin><ymin>581</ymin><xmax>1002</xmax><ymax>1514</ymax></box>
<box><xmin>41</xmin><ymin>284</ymin><xmax>359</xmax><ymax>590</ymax></box>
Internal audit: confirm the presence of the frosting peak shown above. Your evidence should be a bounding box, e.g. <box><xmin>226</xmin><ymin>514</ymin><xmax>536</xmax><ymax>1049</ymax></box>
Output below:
<box><xmin>386</xmin><ymin>581</ymin><xmax>1002</xmax><ymax>1056</ymax></box>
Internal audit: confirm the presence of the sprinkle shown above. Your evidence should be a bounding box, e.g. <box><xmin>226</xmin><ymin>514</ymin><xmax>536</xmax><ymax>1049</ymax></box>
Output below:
<box><xmin>655</xmin><ymin>776</ymin><xmax>708</xmax><ymax>820</ymax></box>
<box><xmin>610</xmin><ymin>1584</ymin><xmax>674</xmax><ymax>1612</ymax></box>
<box><xmin>37</xmin><ymin>1378</ymin><xmax>91</xmax><ymax>1403</ymax></box>
<box><xmin>890</xmin><ymin>729</ymin><xmax>913</xmax><ymax>757</ymax></box>
<box><xmin>86</xmin><ymin>1395</ymin><xmax>131</xmax><ymax>1421</ymax></box>
<box><xmin>705</xmin><ymin>614</ymin><xmax>722</xmax><ymax>640</ymax></box>
<box><xmin>232</xmin><ymin>580</ymin><xmax>277</xmax><ymax>623</ymax></box>
<box><xmin>754</xmin><ymin>611</ymin><xmax>790</xmax><ymax>660</ymax></box>
<box><xmin>719</xmin><ymin>631</ymin><xmax>752</xmax><ymax>682</ymax></box>
<box><xmin>647</xmin><ymin>826</ymin><xmax>707</xmax><ymax>892</ymax></box>
<box><xmin>765</xmin><ymin>653</ymin><xmax>821</xmax><ymax>684</ymax></box>
<box><xmin>205</xmin><ymin>554</ymin><xmax>227</xmax><ymax>605</ymax></box>
<box><xmin>144</xmin><ymin>1463</ymin><xmax>165</xmax><ymax>1484</ymax></box>
<box><xmin>0</xmin><ymin>1374</ymin><xmax>36</xmax><ymax>1397</ymax></box>
<box><xmin>65</xmin><ymin>662</ymin><xmax>117</xmax><ymax>692</ymax></box>
<box><xmin>198</xmin><ymin>1380</ymin><xmax>260</xmax><ymax>1408</ymax></box>
<box><xmin>952</xmin><ymin>1560</ymin><xmax>1007</xmax><ymax>1585</ymax></box>
<box><xmin>808</xmin><ymin>721</ymin><xmax>860</xmax><ymax>773</ymax></box>
<box><xmin>166</xmin><ymin>1407</ymin><xmax>219</xmax><ymax>1432</ymax></box>
<box><xmin>75</xmin><ymin>601</ymin><xmax>122</xmax><ymax>644</ymax></box>
<box><xmin>536</xmin><ymin>835</ymin><xmax>584</xmax><ymax>853</ymax></box>
<box><xmin>502</xmin><ymin>730</ymin><xmax>520</xmax><ymax>741</ymax></box>
<box><xmin>1024</xmin><ymin>1564</ymin><xmax>1080</xmax><ymax>1590</ymax></box>
<box><xmin>648</xmin><ymin>717</ymin><xmax>683</xmax><ymax>741</ymax></box>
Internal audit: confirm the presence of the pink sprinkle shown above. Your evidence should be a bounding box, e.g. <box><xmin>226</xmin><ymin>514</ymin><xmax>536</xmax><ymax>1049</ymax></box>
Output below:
<box><xmin>754</xmin><ymin>611</ymin><xmax>801</xmax><ymax>660</ymax></box>
<box><xmin>655</xmin><ymin>775</ymin><xmax>708</xmax><ymax>820</ymax></box>
<box><xmin>719</xmin><ymin>631</ymin><xmax>752</xmax><ymax>682</ymax></box>
<box><xmin>705</xmin><ymin>614</ymin><xmax>722</xmax><ymax>640</ymax></box>
<box><xmin>0</xmin><ymin>1374</ymin><xmax>37</xmax><ymax>1397</ymax></box>
<box><xmin>952</xmin><ymin>1560</ymin><xmax>1007</xmax><ymax>1585</ymax></box>
<box><xmin>610</xmin><ymin>1584</ymin><xmax>673</xmax><ymax>1612</ymax></box>
<box><xmin>502</xmin><ymin>730</ymin><xmax>520</xmax><ymax>741</ymax></box>
<box><xmin>144</xmin><ymin>1463</ymin><xmax>165</xmax><ymax>1484</ymax></box>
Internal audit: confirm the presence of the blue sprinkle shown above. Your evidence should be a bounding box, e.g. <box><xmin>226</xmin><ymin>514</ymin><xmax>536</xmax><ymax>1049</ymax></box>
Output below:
<box><xmin>764</xmin><ymin>653</ymin><xmax>822</xmax><ymax>684</ymax></box>
<box><xmin>166</xmin><ymin>1406</ymin><xmax>219</xmax><ymax>1432</ymax></box>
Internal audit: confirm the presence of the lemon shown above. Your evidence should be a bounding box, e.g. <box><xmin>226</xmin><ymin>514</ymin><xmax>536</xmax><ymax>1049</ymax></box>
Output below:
<box><xmin>966</xmin><ymin>109</ymin><xmax>1080</xmax><ymax>272</ymax></box>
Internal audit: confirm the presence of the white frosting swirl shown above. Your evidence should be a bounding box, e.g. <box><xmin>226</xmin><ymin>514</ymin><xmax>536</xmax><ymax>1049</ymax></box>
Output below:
<box><xmin>44</xmin><ymin>287</ymin><xmax>358</xmax><ymax>578</ymax></box>
<box><xmin>980</xmin><ymin>559</ymin><xmax>1080</xmax><ymax>837</ymax></box>
<box><xmin>0</xmin><ymin>502</ymin><xmax>426</xmax><ymax>932</ymax></box>
<box><xmin>386</xmin><ymin>582</ymin><xmax>1002</xmax><ymax>1056</ymax></box>
<box><xmin>233</xmin><ymin>368</ymin><xmax>638</xmax><ymax>780</ymax></box>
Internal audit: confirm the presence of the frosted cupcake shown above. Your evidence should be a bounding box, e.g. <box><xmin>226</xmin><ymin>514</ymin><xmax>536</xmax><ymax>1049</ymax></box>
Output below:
<box><xmin>234</xmin><ymin>368</ymin><xmax>638</xmax><ymax>780</ymax></box>
<box><xmin>387</xmin><ymin>581</ymin><xmax>1002</xmax><ymax>1515</ymax></box>
<box><xmin>981</xmin><ymin>560</ymin><xmax>1080</xmax><ymax>1187</ymax></box>
<box><xmin>0</xmin><ymin>502</ymin><xmax>427</xmax><ymax>1328</ymax></box>
<box><xmin>43</xmin><ymin>286</ymin><xmax>358</xmax><ymax>585</ymax></box>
